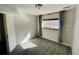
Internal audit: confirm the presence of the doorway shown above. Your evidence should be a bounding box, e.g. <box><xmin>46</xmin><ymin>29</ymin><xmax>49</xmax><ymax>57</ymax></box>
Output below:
<box><xmin>0</xmin><ymin>13</ymin><xmax>8</xmax><ymax>55</ymax></box>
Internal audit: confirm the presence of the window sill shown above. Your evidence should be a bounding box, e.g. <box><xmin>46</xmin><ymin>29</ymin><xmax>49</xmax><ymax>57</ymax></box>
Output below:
<box><xmin>42</xmin><ymin>28</ymin><xmax>59</xmax><ymax>30</ymax></box>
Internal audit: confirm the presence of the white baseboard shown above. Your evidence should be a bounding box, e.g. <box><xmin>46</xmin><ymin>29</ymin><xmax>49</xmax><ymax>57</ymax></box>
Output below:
<box><xmin>41</xmin><ymin>36</ymin><xmax>71</xmax><ymax>47</ymax></box>
<box><xmin>62</xmin><ymin>43</ymin><xmax>71</xmax><ymax>47</ymax></box>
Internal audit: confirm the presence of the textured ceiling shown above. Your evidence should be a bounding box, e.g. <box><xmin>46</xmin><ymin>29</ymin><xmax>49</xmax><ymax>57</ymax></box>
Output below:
<box><xmin>0</xmin><ymin>4</ymin><xmax>74</xmax><ymax>15</ymax></box>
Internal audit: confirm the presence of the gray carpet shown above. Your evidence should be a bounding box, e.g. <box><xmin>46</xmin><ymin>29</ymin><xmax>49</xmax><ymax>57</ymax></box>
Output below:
<box><xmin>10</xmin><ymin>37</ymin><xmax>72</xmax><ymax>55</ymax></box>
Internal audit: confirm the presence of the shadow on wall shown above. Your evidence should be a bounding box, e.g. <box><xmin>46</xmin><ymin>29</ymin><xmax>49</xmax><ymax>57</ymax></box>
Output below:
<box><xmin>20</xmin><ymin>32</ymin><xmax>37</xmax><ymax>49</ymax></box>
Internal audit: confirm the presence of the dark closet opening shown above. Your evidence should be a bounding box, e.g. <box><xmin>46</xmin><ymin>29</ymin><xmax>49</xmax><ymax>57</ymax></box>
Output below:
<box><xmin>0</xmin><ymin>13</ymin><xmax>8</xmax><ymax>55</ymax></box>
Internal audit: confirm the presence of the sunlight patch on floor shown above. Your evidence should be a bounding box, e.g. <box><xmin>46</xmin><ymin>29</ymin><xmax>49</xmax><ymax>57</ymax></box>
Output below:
<box><xmin>20</xmin><ymin>32</ymin><xmax>37</xmax><ymax>49</ymax></box>
<box><xmin>20</xmin><ymin>41</ymin><xmax>37</xmax><ymax>49</ymax></box>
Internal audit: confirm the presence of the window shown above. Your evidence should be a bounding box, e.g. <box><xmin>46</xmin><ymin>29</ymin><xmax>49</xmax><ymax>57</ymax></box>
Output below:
<box><xmin>42</xmin><ymin>19</ymin><xmax>60</xmax><ymax>29</ymax></box>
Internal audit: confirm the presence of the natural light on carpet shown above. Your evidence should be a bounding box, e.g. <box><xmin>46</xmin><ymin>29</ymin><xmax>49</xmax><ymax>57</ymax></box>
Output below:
<box><xmin>20</xmin><ymin>32</ymin><xmax>37</xmax><ymax>49</ymax></box>
<box><xmin>20</xmin><ymin>41</ymin><xmax>37</xmax><ymax>49</ymax></box>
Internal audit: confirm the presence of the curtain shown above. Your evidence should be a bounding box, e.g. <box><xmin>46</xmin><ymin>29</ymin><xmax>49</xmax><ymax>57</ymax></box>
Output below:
<box><xmin>59</xmin><ymin>11</ymin><xmax>65</xmax><ymax>42</ymax></box>
<box><xmin>38</xmin><ymin>15</ymin><xmax>42</xmax><ymax>36</ymax></box>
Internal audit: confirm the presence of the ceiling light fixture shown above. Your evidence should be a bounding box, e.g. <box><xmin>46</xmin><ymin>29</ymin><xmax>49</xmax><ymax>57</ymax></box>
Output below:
<box><xmin>35</xmin><ymin>4</ymin><xmax>43</xmax><ymax>9</ymax></box>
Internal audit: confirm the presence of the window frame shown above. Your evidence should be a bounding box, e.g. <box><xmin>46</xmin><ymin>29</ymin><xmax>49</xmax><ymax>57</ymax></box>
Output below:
<box><xmin>42</xmin><ymin>18</ymin><xmax>60</xmax><ymax>30</ymax></box>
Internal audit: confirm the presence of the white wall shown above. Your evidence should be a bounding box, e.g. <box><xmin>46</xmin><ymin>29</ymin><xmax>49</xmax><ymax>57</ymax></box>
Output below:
<box><xmin>5</xmin><ymin>12</ymin><xmax>38</xmax><ymax>52</ymax></box>
<box><xmin>14</xmin><ymin>14</ymin><xmax>38</xmax><ymax>45</ymax></box>
<box><xmin>62</xmin><ymin>8</ymin><xmax>76</xmax><ymax>47</ymax></box>
<box><xmin>42</xmin><ymin>13</ymin><xmax>60</xmax><ymax>42</ymax></box>
<box><xmin>72</xmin><ymin>6</ymin><xmax>79</xmax><ymax>55</ymax></box>
<box><xmin>6</xmin><ymin>14</ymin><xmax>16</xmax><ymax>52</ymax></box>
<box><xmin>42</xmin><ymin>13</ymin><xmax>59</xmax><ymax>19</ymax></box>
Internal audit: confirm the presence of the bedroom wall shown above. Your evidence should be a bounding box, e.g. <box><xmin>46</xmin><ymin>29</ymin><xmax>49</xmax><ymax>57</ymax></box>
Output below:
<box><xmin>62</xmin><ymin>8</ymin><xmax>76</xmax><ymax>47</ymax></box>
<box><xmin>4</xmin><ymin>11</ymin><xmax>38</xmax><ymax>52</ymax></box>
<box><xmin>6</xmin><ymin>13</ymin><xmax>17</xmax><ymax>52</ymax></box>
<box><xmin>41</xmin><ymin>8</ymin><xmax>76</xmax><ymax>47</ymax></box>
<box><xmin>14</xmin><ymin>14</ymin><xmax>38</xmax><ymax>44</ymax></box>
<box><xmin>72</xmin><ymin>5</ymin><xmax>79</xmax><ymax>55</ymax></box>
